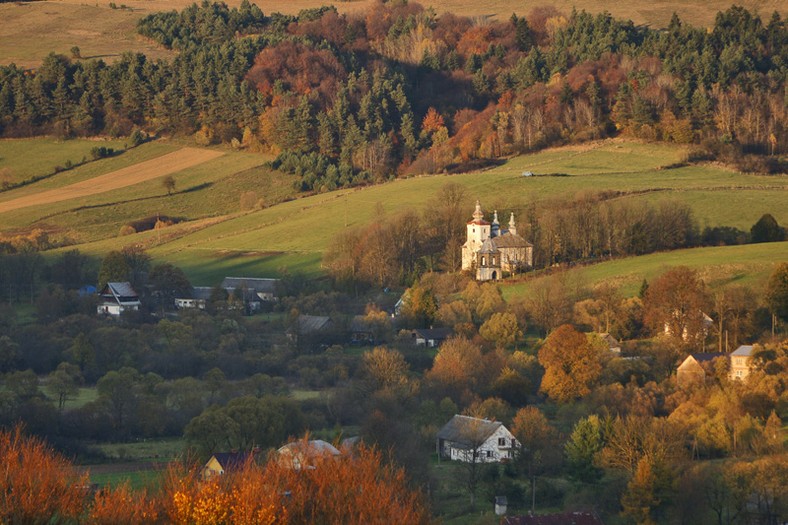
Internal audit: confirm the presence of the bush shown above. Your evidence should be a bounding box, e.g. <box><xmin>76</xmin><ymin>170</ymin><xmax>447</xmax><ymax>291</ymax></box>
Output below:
<box><xmin>119</xmin><ymin>225</ymin><xmax>136</xmax><ymax>236</ymax></box>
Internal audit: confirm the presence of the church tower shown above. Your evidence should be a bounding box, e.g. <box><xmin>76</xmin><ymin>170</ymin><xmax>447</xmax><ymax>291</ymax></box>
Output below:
<box><xmin>462</xmin><ymin>200</ymin><xmax>490</xmax><ymax>271</ymax></box>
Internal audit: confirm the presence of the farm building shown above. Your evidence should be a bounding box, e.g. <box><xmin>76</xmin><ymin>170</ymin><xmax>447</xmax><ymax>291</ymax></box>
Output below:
<box><xmin>677</xmin><ymin>352</ymin><xmax>725</xmax><ymax>387</ymax></box>
<box><xmin>174</xmin><ymin>286</ymin><xmax>213</xmax><ymax>310</ymax></box>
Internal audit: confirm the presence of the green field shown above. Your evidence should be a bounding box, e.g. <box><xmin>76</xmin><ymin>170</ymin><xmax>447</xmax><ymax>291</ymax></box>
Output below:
<box><xmin>15</xmin><ymin>139</ymin><xmax>780</xmax><ymax>286</ymax></box>
<box><xmin>0</xmin><ymin>137</ymin><xmax>128</xmax><ymax>186</ymax></box>
<box><xmin>501</xmin><ymin>241</ymin><xmax>788</xmax><ymax>300</ymax></box>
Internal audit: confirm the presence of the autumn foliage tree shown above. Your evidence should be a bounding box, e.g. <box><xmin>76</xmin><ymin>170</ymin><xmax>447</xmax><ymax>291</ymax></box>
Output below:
<box><xmin>0</xmin><ymin>425</ymin><xmax>88</xmax><ymax>524</ymax></box>
<box><xmin>643</xmin><ymin>266</ymin><xmax>709</xmax><ymax>347</ymax></box>
<box><xmin>538</xmin><ymin>324</ymin><xmax>602</xmax><ymax>403</ymax></box>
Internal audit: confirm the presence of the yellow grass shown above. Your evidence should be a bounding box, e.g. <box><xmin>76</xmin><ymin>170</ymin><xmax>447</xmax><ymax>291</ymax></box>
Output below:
<box><xmin>0</xmin><ymin>1</ymin><xmax>173</xmax><ymax>69</ymax></box>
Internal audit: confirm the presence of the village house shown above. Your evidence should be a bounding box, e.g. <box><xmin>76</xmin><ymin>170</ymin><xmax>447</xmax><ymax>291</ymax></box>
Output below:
<box><xmin>201</xmin><ymin>451</ymin><xmax>255</xmax><ymax>480</ymax></box>
<box><xmin>461</xmin><ymin>201</ymin><xmax>533</xmax><ymax>281</ymax></box>
<box><xmin>221</xmin><ymin>277</ymin><xmax>279</xmax><ymax>311</ymax></box>
<box><xmin>596</xmin><ymin>333</ymin><xmax>621</xmax><ymax>353</ymax></box>
<box><xmin>729</xmin><ymin>344</ymin><xmax>755</xmax><ymax>380</ymax></box>
<box><xmin>410</xmin><ymin>327</ymin><xmax>453</xmax><ymax>348</ymax></box>
<box><xmin>349</xmin><ymin>315</ymin><xmax>375</xmax><ymax>345</ymax></box>
<box><xmin>664</xmin><ymin>311</ymin><xmax>714</xmax><ymax>342</ymax></box>
<box><xmin>96</xmin><ymin>282</ymin><xmax>141</xmax><ymax>316</ymax></box>
<box><xmin>436</xmin><ymin>414</ymin><xmax>518</xmax><ymax>463</ymax></box>
<box><xmin>276</xmin><ymin>439</ymin><xmax>342</xmax><ymax>470</ymax></box>
<box><xmin>676</xmin><ymin>352</ymin><xmax>725</xmax><ymax>387</ymax></box>
<box><xmin>174</xmin><ymin>286</ymin><xmax>213</xmax><ymax>310</ymax></box>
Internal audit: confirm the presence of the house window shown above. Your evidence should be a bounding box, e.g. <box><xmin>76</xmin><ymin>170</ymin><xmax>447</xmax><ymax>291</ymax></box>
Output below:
<box><xmin>481</xmin><ymin>256</ymin><xmax>486</xmax><ymax>266</ymax></box>
<box><xmin>498</xmin><ymin>438</ymin><xmax>507</xmax><ymax>447</ymax></box>
<box><xmin>486</xmin><ymin>450</ymin><xmax>492</xmax><ymax>458</ymax></box>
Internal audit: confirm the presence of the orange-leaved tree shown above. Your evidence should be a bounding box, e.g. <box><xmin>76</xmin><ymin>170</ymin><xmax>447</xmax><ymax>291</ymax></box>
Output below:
<box><xmin>0</xmin><ymin>425</ymin><xmax>88</xmax><ymax>524</ymax></box>
<box><xmin>538</xmin><ymin>324</ymin><xmax>602</xmax><ymax>403</ymax></box>
<box><xmin>159</xmin><ymin>439</ymin><xmax>430</xmax><ymax>525</ymax></box>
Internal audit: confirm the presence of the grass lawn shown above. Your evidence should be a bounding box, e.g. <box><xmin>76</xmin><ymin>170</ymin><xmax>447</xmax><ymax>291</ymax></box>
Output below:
<box><xmin>88</xmin><ymin>468</ymin><xmax>167</xmax><ymax>490</ymax></box>
<box><xmin>67</xmin><ymin>387</ymin><xmax>99</xmax><ymax>409</ymax></box>
<box><xmin>0</xmin><ymin>137</ymin><xmax>128</xmax><ymax>186</ymax></box>
<box><xmin>501</xmin><ymin>241</ymin><xmax>788</xmax><ymax>300</ymax></box>
<box><xmin>95</xmin><ymin>437</ymin><xmax>185</xmax><ymax>462</ymax></box>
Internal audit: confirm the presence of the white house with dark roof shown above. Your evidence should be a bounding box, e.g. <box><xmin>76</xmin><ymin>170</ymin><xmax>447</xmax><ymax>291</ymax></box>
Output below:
<box><xmin>175</xmin><ymin>286</ymin><xmax>213</xmax><ymax>310</ymax></box>
<box><xmin>730</xmin><ymin>344</ymin><xmax>755</xmax><ymax>380</ymax></box>
<box><xmin>461</xmin><ymin>201</ymin><xmax>533</xmax><ymax>281</ymax></box>
<box><xmin>436</xmin><ymin>414</ymin><xmax>518</xmax><ymax>463</ymax></box>
<box><xmin>97</xmin><ymin>282</ymin><xmax>141</xmax><ymax>316</ymax></box>
<box><xmin>221</xmin><ymin>277</ymin><xmax>279</xmax><ymax>306</ymax></box>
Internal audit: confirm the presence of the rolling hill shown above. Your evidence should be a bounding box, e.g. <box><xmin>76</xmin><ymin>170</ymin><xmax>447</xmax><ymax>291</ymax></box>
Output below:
<box><xmin>3</xmin><ymin>138</ymin><xmax>782</xmax><ymax>288</ymax></box>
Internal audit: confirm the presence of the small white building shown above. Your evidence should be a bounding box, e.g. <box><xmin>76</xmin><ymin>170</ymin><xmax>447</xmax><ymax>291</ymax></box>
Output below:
<box><xmin>175</xmin><ymin>286</ymin><xmax>214</xmax><ymax>310</ymax></box>
<box><xmin>730</xmin><ymin>344</ymin><xmax>755</xmax><ymax>380</ymax></box>
<box><xmin>97</xmin><ymin>282</ymin><xmax>141</xmax><ymax>316</ymax></box>
<box><xmin>436</xmin><ymin>414</ymin><xmax>518</xmax><ymax>463</ymax></box>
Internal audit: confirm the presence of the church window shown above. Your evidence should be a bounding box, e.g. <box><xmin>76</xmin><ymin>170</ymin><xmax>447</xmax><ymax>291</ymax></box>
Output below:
<box><xmin>481</xmin><ymin>256</ymin><xmax>486</xmax><ymax>266</ymax></box>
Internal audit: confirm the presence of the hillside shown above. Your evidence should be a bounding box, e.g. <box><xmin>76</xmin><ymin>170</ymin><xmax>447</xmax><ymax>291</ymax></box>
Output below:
<box><xmin>17</xmin><ymin>139</ymin><xmax>782</xmax><ymax>285</ymax></box>
<box><xmin>501</xmin><ymin>241</ymin><xmax>788</xmax><ymax>300</ymax></box>
<box><xmin>1</xmin><ymin>0</ymin><xmax>784</xmax><ymax>68</ymax></box>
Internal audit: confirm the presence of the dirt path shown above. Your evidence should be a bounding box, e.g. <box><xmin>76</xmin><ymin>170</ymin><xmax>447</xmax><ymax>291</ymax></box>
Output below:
<box><xmin>0</xmin><ymin>147</ymin><xmax>223</xmax><ymax>214</ymax></box>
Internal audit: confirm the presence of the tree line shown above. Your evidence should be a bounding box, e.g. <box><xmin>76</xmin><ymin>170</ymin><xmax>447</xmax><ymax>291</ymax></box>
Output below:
<box><xmin>0</xmin><ymin>2</ymin><xmax>784</xmax><ymax>191</ymax></box>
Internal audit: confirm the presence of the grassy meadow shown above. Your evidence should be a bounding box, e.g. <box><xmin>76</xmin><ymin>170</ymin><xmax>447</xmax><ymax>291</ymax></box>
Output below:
<box><xmin>0</xmin><ymin>2</ymin><xmax>173</xmax><ymax>70</ymax></box>
<box><xmin>22</xmin><ymin>138</ymin><xmax>784</xmax><ymax>287</ymax></box>
<box><xmin>0</xmin><ymin>137</ymin><xmax>129</xmax><ymax>186</ymax></box>
<box><xmin>501</xmin><ymin>241</ymin><xmax>788</xmax><ymax>300</ymax></box>
<box><xmin>1</xmin><ymin>0</ymin><xmax>784</xmax><ymax>69</ymax></box>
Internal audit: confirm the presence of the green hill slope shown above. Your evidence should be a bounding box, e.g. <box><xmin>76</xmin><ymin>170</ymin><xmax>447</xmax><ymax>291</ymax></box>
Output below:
<box><xmin>34</xmin><ymin>139</ymin><xmax>785</xmax><ymax>285</ymax></box>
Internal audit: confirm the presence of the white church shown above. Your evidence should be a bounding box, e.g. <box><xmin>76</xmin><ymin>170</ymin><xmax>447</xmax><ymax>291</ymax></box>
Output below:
<box><xmin>461</xmin><ymin>200</ymin><xmax>533</xmax><ymax>281</ymax></box>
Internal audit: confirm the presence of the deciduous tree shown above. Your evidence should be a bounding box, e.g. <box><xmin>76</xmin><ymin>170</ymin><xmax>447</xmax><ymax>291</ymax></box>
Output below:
<box><xmin>538</xmin><ymin>324</ymin><xmax>602</xmax><ymax>403</ymax></box>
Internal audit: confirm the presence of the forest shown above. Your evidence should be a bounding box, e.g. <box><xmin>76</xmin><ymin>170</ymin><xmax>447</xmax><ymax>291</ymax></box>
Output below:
<box><xmin>0</xmin><ymin>1</ymin><xmax>785</xmax><ymax>194</ymax></box>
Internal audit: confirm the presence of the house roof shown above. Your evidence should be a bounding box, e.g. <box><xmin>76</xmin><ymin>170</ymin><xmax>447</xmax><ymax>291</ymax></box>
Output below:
<box><xmin>278</xmin><ymin>439</ymin><xmax>341</xmax><ymax>456</ymax></box>
<box><xmin>479</xmin><ymin>237</ymin><xmax>499</xmax><ymax>254</ymax></box>
<box><xmin>99</xmin><ymin>282</ymin><xmax>140</xmax><ymax>305</ymax></box>
<box><xmin>732</xmin><ymin>345</ymin><xmax>754</xmax><ymax>357</ymax></box>
<box><xmin>412</xmin><ymin>328</ymin><xmax>453</xmax><ymax>340</ymax></box>
<box><xmin>598</xmin><ymin>333</ymin><xmax>620</xmax><ymax>347</ymax></box>
<box><xmin>436</xmin><ymin>415</ymin><xmax>503</xmax><ymax>446</ymax></box>
<box><xmin>297</xmin><ymin>315</ymin><xmax>332</xmax><ymax>333</ymax></box>
<box><xmin>689</xmin><ymin>352</ymin><xmax>725</xmax><ymax>363</ymax></box>
<box><xmin>192</xmin><ymin>286</ymin><xmax>214</xmax><ymax>301</ymax></box>
<box><xmin>492</xmin><ymin>231</ymin><xmax>533</xmax><ymax>248</ymax></box>
<box><xmin>221</xmin><ymin>277</ymin><xmax>278</xmax><ymax>294</ymax></box>
<box><xmin>504</xmin><ymin>512</ymin><xmax>604</xmax><ymax>525</ymax></box>
<box><xmin>104</xmin><ymin>282</ymin><xmax>138</xmax><ymax>298</ymax></box>
<box><xmin>210</xmin><ymin>451</ymin><xmax>253</xmax><ymax>471</ymax></box>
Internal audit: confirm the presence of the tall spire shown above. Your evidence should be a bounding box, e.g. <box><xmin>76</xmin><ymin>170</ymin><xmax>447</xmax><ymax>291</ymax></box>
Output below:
<box><xmin>491</xmin><ymin>210</ymin><xmax>500</xmax><ymax>237</ymax></box>
<box><xmin>508</xmin><ymin>212</ymin><xmax>517</xmax><ymax>236</ymax></box>
<box><xmin>472</xmin><ymin>200</ymin><xmax>483</xmax><ymax>222</ymax></box>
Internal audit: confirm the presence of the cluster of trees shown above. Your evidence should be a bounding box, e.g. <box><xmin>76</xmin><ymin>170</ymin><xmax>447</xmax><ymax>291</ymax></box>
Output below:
<box><xmin>0</xmin><ymin>427</ymin><xmax>430</xmax><ymax>524</ymax></box>
<box><xmin>1</xmin><ymin>3</ymin><xmax>784</xmax><ymax>186</ymax></box>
